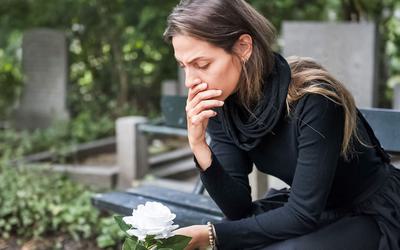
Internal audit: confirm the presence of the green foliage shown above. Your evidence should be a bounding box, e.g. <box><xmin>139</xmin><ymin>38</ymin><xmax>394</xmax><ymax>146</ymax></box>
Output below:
<box><xmin>0</xmin><ymin>163</ymin><xmax>123</xmax><ymax>248</ymax></box>
<box><xmin>0</xmin><ymin>0</ymin><xmax>399</xmax><ymax>119</ymax></box>
<box><xmin>1</xmin><ymin>0</ymin><xmax>179</xmax><ymax>120</ymax></box>
<box><xmin>0</xmin><ymin>165</ymin><xmax>84</xmax><ymax>239</ymax></box>
<box><xmin>115</xmin><ymin>215</ymin><xmax>132</xmax><ymax>232</ymax></box>
<box><xmin>158</xmin><ymin>235</ymin><xmax>192</xmax><ymax>250</ymax></box>
<box><xmin>386</xmin><ymin>2</ymin><xmax>400</xmax><ymax>77</ymax></box>
<box><xmin>0</xmin><ymin>31</ymin><xmax>22</xmax><ymax>119</ymax></box>
<box><xmin>123</xmin><ymin>237</ymin><xmax>139</xmax><ymax>250</ymax></box>
<box><xmin>96</xmin><ymin>216</ymin><xmax>126</xmax><ymax>248</ymax></box>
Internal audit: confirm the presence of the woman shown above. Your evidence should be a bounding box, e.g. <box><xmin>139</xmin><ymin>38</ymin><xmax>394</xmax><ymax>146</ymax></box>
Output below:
<box><xmin>164</xmin><ymin>0</ymin><xmax>400</xmax><ymax>249</ymax></box>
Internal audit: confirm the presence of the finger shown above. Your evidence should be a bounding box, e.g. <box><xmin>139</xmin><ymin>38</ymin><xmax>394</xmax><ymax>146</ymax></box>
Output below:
<box><xmin>187</xmin><ymin>89</ymin><xmax>223</xmax><ymax>112</ymax></box>
<box><xmin>187</xmin><ymin>99</ymin><xmax>224</xmax><ymax>118</ymax></box>
<box><xmin>186</xmin><ymin>79</ymin><xmax>203</xmax><ymax>104</ymax></box>
<box><xmin>188</xmin><ymin>82</ymin><xmax>208</xmax><ymax>102</ymax></box>
<box><xmin>190</xmin><ymin>110</ymin><xmax>217</xmax><ymax>125</ymax></box>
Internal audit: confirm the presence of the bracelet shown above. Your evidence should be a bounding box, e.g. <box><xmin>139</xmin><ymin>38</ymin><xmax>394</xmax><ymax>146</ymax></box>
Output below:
<box><xmin>207</xmin><ymin>221</ymin><xmax>217</xmax><ymax>250</ymax></box>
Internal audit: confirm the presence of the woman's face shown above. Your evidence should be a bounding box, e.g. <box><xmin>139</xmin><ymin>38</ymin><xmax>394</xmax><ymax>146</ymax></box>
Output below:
<box><xmin>172</xmin><ymin>35</ymin><xmax>242</xmax><ymax>101</ymax></box>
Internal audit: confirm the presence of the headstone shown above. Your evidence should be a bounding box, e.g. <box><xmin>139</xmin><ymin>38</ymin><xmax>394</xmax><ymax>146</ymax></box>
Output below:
<box><xmin>178</xmin><ymin>68</ymin><xmax>188</xmax><ymax>96</ymax></box>
<box><xmin>116</xmin><ymin>116</ymin><xmax>149</xmax><ymax>188</ymax></box>
<box><xmin>15</xmin><ymin>29</ymin><xmax>69</xmax><ymax>129</ymax></box>
<box><xmin>282</xmin><ymin>21</ymin><xmax>378</xmax><ymax>108</ymax></box>
<box><xmin>394</xmin><ymin>84</ymin><xmax>400</xmax><ymax>110</ymax></box>
<box><xmin>162</xmin><ymin>79</ymin><xmax>179</xmax><ymax>96</ymax></box>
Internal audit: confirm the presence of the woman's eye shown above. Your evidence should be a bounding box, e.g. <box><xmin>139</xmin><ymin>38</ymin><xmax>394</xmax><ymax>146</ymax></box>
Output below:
<box><xmin>197</xmin><ymin>64</ymin><xmax>209</xmax><ymax>70</ymax></box>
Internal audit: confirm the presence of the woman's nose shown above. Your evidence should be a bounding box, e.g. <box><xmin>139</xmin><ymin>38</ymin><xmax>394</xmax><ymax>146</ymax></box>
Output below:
<box><xmin>184</xmin><ymin>69</ymin><xmax>201</xmax><ymax>88</ymax></box>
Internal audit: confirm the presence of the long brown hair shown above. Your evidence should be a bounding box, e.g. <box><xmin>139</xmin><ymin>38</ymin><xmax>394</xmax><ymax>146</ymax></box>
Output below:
<box><xmin>164</xmin><ymin>0</ymin><xmax>361</xmax><ymax>159</ymax></box>
<box><xmin>286</xmin><ymin>56</ymin><xmax>365</xmax><ymax>160</ymax></box>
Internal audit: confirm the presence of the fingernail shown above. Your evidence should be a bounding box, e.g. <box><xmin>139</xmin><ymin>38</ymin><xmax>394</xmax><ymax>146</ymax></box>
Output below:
<box><xmin>219</xmin><ymin>101</ymin><xmax>224</xmax><ymax>106</ymax></box>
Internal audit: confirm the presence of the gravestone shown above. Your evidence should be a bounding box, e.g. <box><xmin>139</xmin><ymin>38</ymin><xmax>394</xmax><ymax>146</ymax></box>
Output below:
<box><xmin>162</xmin><ymin>79</ymin><xmax>179</xmax><ymax>96</ymax></box>
<box><xmin>282</xmin><ymin>21</ymin><xmax>378</xmax><ymax>108</ymax></box>
<box><xmin>394</xmin><ymin>84</ymin><xmax>400</xmax><ymax>110</ymax></box>
<box><xmin>178</xmin><ymin>68</ymin><xmax>188</xmax><ymax>96</ymax></box>
<box><xmin>15</xmin><ymin>29</ymin><xmax>69</xmax><ymax>129</ymax></box>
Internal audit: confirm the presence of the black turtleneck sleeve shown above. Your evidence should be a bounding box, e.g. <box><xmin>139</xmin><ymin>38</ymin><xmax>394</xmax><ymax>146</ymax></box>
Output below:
<box><xmin>194</xmin><ymin>94</ymin><xmax>345</xmax><ymax>249</ymax></box>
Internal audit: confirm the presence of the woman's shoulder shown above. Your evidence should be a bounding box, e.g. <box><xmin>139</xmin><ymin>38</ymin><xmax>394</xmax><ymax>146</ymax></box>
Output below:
<box><xmin>291</xmin><ymin>92</ymin><xmax>344</xmax><ymax>120</ymax></box>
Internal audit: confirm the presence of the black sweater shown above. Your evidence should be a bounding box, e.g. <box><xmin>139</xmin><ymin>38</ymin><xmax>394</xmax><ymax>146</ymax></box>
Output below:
<box><xmin>195</xmin><ymin>93</ymin><xmax>387</xmax><ymax>249</ymax></box>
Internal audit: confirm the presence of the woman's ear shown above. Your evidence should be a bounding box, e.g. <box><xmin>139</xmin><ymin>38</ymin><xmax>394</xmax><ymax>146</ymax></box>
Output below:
<box><xmin>233</xmin><ymin>34</ymin><xmax>253</xmax><ymax>62</ymax></box>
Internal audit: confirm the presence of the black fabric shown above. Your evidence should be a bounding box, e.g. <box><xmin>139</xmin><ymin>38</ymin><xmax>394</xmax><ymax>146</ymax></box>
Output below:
<box><xmin>215</xmin><ymin>212</ymin><xmax>382</xmax><ymax>250</ymax></box>
<box><xmin>194</xmin><ymin>76</ymin><xmax>400</xmax><ymax>249</ymax></box>
<box><xmin>255</xmin><ymin>164</ymin><xmax>400</xmax><ymax>250</ymax></box>
<box><xmin>193</xmin><ymin>52</ymin><xmax>399</xmax><ymax>249</ymax></box>
<box><xmin>352</xmin><ymin>163</ymin><xmax>400</xmax><ymax>250</ymax></box>
<box><xmin>217</xmin><ymin>52</ymin><xmax>291</xmax><ymax>151</ymax></box>
<box><xmin>260</xmin><ymin>215</ymin><xmax>381</xmax><ymax>250</ymax></box>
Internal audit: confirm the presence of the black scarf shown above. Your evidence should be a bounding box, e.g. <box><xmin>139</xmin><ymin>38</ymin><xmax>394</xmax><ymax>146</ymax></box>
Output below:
<box><xmin>217</xmin><ymin>52</ymin><xmax>291</xmax><ymax>151</ymax></box>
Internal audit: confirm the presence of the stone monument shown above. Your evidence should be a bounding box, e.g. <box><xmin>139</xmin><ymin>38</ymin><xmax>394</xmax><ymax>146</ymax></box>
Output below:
<box><xmin>282</xmin><ymin>21</ymin><xmax>378</xmax><ymax>108</ymax></box>
<box><xmin>15</xmin><ymin>28</ymin><xmax>69</xmax><ymax>129</ymax></box>
<box><xmin>394</xmin><ymin>83</ymin><xmax>400</xmax><ymax>110</ymax></box>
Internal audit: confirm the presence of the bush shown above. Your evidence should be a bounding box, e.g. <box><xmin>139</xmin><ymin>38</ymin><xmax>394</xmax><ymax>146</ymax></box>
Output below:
<box><xmin>0</xmin><ymin>163</ymin><xmax>123</xmax><ymax>248</ymax></box>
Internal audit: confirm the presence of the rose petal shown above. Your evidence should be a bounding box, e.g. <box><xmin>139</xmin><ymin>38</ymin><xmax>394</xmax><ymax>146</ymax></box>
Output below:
<box><xmin>127</xmin><ymin>201</ymin><xmax>178</xmax><ymax>240</ymax></box>
<box><xmin>126</xmin><ymin>228</ymin><xmax>147</xmax><ymax>241</ymax></box>
<box><xmin>122</xmin><ymin>216</ymin><xmax>136</xmax><ymax>225</ymax></box>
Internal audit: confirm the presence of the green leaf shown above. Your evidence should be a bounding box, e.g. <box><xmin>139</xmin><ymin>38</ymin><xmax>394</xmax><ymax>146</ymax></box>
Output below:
<box><xmin>123</xmin><ymin>237</ymin><xmax>137</xmax><ymax>250</ymax></box>
<box><xmin>159</xmin><ymin>235</ymin><xmax>192</xmax><ymax>250</ymax></box>
<box><xmin>96</xmin><ymin>234</ymin><xmax>116</xmax><ymax>248</ymax></box>
<box><xmin>135</xmin><ymin>243</ymin><xmax>147</xmax><ymax>250</ymax></box>
<box><xmin>114</xmin><ymin>215</ymin><xmax>131</xmax><ymax>232</ymax></box>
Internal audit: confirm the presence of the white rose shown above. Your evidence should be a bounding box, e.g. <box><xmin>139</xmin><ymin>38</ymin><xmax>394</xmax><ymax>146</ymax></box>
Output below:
<box><xmin>122</xmin><ymin>201</ymin><xmax>179</xmax><ymax>241</ymax></box>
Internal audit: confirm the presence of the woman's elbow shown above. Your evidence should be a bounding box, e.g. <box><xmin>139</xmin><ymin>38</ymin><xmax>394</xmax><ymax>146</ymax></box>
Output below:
<box><xmin>222</xmin><ymin>206</ymin><xmax>254</xmax><ymax>221</ymax></box>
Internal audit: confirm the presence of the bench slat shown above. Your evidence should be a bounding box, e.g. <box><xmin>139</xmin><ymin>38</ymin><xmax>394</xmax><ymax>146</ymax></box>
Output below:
<box><xmin>126</xmin><ymin>185</ymin><xmax>221</xmax><ymax>215</ymax></box>
<box><xmin>359</xmin><ymin>108</ymin><xmax>400</xmax><ymax>153</ymax></box>
<box><xmin>91</xmin><ymin>186</ymin><xmax>224</xmax><ymax>227</ymax></box>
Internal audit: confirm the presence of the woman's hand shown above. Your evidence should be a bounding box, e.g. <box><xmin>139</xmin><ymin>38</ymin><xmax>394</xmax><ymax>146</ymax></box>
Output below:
<box><xmin>185</xmin><ymin>79</ymin><xmax>224</xmax><ymax>170</ymax></box>
<box><xmin>173</xmin><ymin>225</ymin><xmax>210</xmax><ymax>250</ymax></box>
<box><xmin>185</xmin><ymin>79</ymin><xmax>224</xmax><ymax>148</ymax></box>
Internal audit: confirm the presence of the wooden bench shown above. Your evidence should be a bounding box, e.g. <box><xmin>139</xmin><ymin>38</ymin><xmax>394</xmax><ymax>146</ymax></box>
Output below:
<box><xmin>91</xmin><ymin>98</ymin><xmax>400</xmax><ymax>227</ymax></box>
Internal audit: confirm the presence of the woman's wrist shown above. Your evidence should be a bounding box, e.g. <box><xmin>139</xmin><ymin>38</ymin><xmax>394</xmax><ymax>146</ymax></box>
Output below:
<box><xmin>189</xmin><ymin>138</ymin><xmax>207</xmax><ymax>149</ymax></box>
<box><xmin>198</xmin><ymin>225</ymin><xmax>211</xmax><ymax>249</ymax></box>
<box><xmin>191</xmin><ymin>143</ymin><xmax>212</xmax><ymax>171</ymax></box>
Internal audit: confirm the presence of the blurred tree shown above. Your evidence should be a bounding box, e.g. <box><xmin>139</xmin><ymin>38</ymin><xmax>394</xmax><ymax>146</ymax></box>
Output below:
<box><xmin>0</xmin><ymin>0</ymin><xmax>399</xmax><ymax>122</ymax></box>
<box><xmin>0</xmin><ymin>31</ymin><xmax>22</xmax><ymax>120</ymax></box>
<box><xmin>0</xmin><ymin>0</ymin><xmax>178</xmax><ymax>121</ymax></box>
